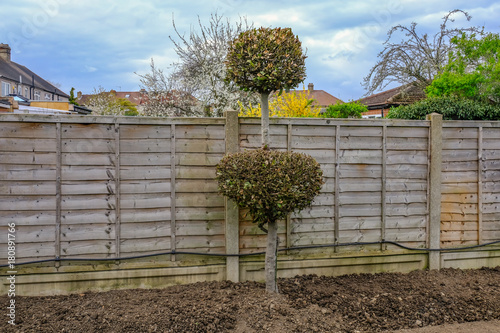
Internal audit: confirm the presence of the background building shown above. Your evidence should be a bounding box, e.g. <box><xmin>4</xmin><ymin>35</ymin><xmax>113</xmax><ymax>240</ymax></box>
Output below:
<box><xmin>0</xmin><ymin>43</ymin><xmax>69</xmax><ymax>102</ymax></box>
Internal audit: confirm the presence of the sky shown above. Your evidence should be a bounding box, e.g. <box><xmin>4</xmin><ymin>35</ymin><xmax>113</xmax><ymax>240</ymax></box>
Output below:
<box><xmin>1</xmin><ymin>0</ymin><xmax>499</xmax><ymax>102</ymax></box>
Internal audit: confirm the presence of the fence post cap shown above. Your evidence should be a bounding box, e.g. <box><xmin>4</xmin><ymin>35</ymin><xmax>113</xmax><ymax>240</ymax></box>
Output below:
<box><xmin>426</xmin><ymin>113</ymin><xmax>443</xmax><ymax>120</ymax></box>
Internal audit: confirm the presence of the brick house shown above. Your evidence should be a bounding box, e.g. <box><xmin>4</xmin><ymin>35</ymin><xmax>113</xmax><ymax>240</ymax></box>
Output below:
<box><xmin>358</xmin><ymin>84</ymin><xmax>426</xmax><ymax>118</ymax></box>
<box><xmin>0</xmin><ymin>44</ymin><xmax>69</xmax><ymax>102</ymax></box>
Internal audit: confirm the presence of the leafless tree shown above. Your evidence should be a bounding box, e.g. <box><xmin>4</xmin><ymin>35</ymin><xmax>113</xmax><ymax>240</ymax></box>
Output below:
<box><xmin>363</xmin><ymin>9</ymin><xmax>482</xmax><ymax>95</ymax></box>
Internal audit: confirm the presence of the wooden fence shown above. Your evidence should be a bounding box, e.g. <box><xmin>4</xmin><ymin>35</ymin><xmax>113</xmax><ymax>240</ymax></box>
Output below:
<box><xmin>1</xmin><ymin>112</ymin><xmax>499</xmax><ymax>296</ymax></box>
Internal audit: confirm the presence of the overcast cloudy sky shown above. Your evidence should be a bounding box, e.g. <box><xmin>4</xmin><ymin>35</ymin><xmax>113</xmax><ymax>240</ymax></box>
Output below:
<box><xmin>1</xmin><ymin>0</ymin><xmax>499</xmax><ymax>101</ymax></box>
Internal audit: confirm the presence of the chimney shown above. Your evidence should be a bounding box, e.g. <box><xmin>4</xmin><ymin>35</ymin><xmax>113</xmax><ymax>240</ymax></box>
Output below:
<box><xmin>0</xmin><ymin>44</ymin><xmax>11</xmax><ymax>62</ymax></box>
<box><xmin>77</xmin><ymin>91</ymin><xmax>82</xmax><ymax>99</ymax></box>
<box><xmin>308</xmin><ymin>83</ymin><xmax>314</xmax><ymax>93</ymax></box>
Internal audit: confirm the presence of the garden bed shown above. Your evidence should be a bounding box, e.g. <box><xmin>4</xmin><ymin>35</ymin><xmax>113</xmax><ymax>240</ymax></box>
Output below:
<box><xmin>2</xmin><ymin>267</ymin><xmax>499</xmax><ymax>332</ymax></box>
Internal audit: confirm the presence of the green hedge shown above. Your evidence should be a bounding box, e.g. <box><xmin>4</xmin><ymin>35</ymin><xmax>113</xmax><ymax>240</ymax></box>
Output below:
<box><xmin>321</xmin><ymin>101</ymin><xmax>365</xmax><ymax>118</ymax></box>
<box><xmin>386</xmin><ymin>96</ymin><xmax>500</xmax><ymax>120</ymax></box>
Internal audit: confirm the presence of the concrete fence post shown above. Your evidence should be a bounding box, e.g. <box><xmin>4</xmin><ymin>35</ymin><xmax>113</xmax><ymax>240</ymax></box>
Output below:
<box><xmin>426</xmin><ymin>113</ymin><xmax>443</xmax><ymax>270</ymax></box>
<box><xmin>224</xmin><ymin>110</ymin><xmax>240</xmax><ymax>282</ymax></box>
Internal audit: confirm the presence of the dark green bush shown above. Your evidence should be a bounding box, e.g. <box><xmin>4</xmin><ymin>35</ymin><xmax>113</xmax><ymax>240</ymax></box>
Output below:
<box><xmin>215</xmin><ymin>149</ymin><xmax>324</xmax><ymax>231</ymax></box>
<box><xmin>386</xmin><ymin>96</ymin><xmax>500</xmax><ymax>120</ymax></box>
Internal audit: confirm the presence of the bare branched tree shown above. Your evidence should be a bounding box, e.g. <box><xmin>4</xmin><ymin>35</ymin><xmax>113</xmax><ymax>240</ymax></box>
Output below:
<box><xmin>137</xmin><ymin>13</ymin><xmax>258</xmax><ymax>117</ymax></box>
<box><xmin>138</xmin><ymin>59</ymin><xmax>201</xmax><ymax>117</ymax></box>
<box><xmin>363</xmin><ymin>9</ymin><xmax>483</xmax><ymax>95</ymax></box>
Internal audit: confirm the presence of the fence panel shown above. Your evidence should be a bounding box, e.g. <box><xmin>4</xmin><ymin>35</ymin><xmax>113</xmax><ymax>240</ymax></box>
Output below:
<box><xmin>441</xmin><ymin>126</ymin><xmax>479</xmax><ymax>247</ymax></box>
<box><xmin>174</xmin><ymin>124</ymin><xmax>226</xmax><ymax>254</ymax></box>
<box><xmin>119</xmin><ymin>123</ymin><xmax>172</xmax><ymax>256</ymax></box>
<box><xmin>480</xmin><ymin>126</ymin><xmax>500</xmax><ymax>243</ymax></box>
<box><xmin>0</xmin><ymin>122</ymin><xmax>58</xmax><ymax>261</ymax></box>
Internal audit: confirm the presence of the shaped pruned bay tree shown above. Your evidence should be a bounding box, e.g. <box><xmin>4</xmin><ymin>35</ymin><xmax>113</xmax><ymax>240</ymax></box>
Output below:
<box><xmin>223</xmin><ymin>27</ymin><xmax>319</xmax><ymax>293</ymax></box>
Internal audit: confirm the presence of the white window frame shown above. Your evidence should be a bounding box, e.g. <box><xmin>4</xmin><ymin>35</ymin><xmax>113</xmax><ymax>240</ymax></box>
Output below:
<box><xmin>1</xmin><ymin>81</ymin><xmax>11</xmax><ymax>97</ymax></box>
<box><xmin>34</xmin><ymin>90</ymin><xmax>40</xmax><ymax>100</ymax></box>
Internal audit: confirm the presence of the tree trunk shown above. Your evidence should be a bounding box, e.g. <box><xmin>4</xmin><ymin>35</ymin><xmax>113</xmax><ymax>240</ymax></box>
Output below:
<box><xmin>260</xmin><ymin>92</ymin><xmax>270</xmax><ymax>149</ymax></box>
<box><xmin>265</xmin><ymin>219</ymin><xmax>279</xmax><ymax>293</ymax></box>
<box><xmin>261</xmin><ymin>92</ymin><xmax>276</xmax><ymax>292</ymax></box>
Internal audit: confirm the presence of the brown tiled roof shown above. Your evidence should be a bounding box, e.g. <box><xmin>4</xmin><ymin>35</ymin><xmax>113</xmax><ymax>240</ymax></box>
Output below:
<box><xmin>309</xmin><ymin>89</ymin><xmax>343</xmax><ymax>107</ymax></box>
<box><xmin>78</xmin><ymin>90</ymin><xmax>148</xmax><ymax>106</ymax></box>
<box><xmin>287</xmin><ymin>84</ymin><xmax>343</xmax><ymax>107</ymax></box>
<box><xmin>358</xmin><ymin>84</ymin><xmax>426</xmax><ymax>109</ymax></box>
<box><xmin>114</xmin><ymin>91</ymin><xmax>148</xmax><ymax>106</ymax></box>
<box><xmin>76</xmin><ymin>94</ymin><xmax>91</xmax><ymax>105</ymax></box>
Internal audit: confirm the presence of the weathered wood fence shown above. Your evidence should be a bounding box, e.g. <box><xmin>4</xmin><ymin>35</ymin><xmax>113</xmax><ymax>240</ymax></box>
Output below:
<box><xmin>1</xmin><ymin>112</ymin><xmax>499</xmax><ymax>295</ymax></box>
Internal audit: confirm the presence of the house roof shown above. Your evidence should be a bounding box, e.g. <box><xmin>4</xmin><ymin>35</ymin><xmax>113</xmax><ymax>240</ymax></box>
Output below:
<box><xmin>0</xmin><ymin>58</ymin><xmax>69</xmax><ymax>98</ymax></box>
<box><xmin>15</xmin><ymin>105</ymin><xmax>73</xmax><ymax>115</ymax></box>
<box><xmin>114</xmin><ymin>90</ymin><xmax>148</xmax><ymax>106</ymax></box>
<box><xmin>309</xmin><ymin>89</ymin><xmax>343</xmax><ymax>107</ymax></box>
<box><xmin>8</xmin><ymin>93</ymin><xmax>30</xmax><ymax>104</ymax></box>
<box><xmin>0</xmin><ymin>98</ymin><xmax>11</xmax><ymax>110</ymax></box>
<box><xmin>72</xmin><ymin>104</ymin><xmax>93</xmax><ymax>115</ymax></box>
<box><xmin>288</xmin><ymin>83</ymin><xmax>343</xmax><ymax>107</ymax></box>
<box><xmin>358</xmin><ymin>84</ymin><xmax>426</xmax><ymax>109</ymax></box>
<box><xmin>77</xmin><ymin>90</ymin><xmax>148</xmax><ymax>107</ymax></box>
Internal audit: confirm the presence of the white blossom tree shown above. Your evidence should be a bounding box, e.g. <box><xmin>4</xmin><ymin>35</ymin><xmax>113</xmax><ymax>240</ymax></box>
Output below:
<box><xmin>137</xmin><ymin>13</ymin><xmax>258</xmax><ymax>117</ymax></box>
<box><xmin>138</xmin><ymin>59</ymin><xmax>202</xmax><ymax>117</ymax></box>
<box><xmin>86</xmin><ymin>87</ymin><xmax>124</xmax><ymax>115</ymax></box>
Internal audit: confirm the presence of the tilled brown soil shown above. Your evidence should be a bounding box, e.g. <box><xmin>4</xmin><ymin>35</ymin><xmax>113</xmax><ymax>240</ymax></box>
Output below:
<box><xmin>2</xmin><ymin>267</ymin><xmax>500</xmax><ymax>332</ymax></box>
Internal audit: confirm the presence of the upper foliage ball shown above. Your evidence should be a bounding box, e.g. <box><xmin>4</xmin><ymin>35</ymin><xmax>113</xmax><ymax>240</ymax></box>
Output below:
<box><xmin>215</xmin><ymin>149</ymin><xmax>324</xmax><ymax>227</ymax></box>
<box><xmin>225</xmin><ymin>27</ymin><xmax>307</xmax><ymax>94</ymax></box>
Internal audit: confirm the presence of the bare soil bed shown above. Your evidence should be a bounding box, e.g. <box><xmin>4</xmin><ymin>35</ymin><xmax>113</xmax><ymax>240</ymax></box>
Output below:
<box><xmin>2</xmin><ymin>267</ymin><xmax>500</xmax><ymax>332</ymax></box>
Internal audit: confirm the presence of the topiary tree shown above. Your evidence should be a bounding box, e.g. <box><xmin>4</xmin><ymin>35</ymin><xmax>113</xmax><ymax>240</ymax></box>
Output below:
<box><xmin>216</xmin><ymin>149</ymin><xmax>324</xmax><ymax>292</ymax></box>
<box><xmin>224</xmin><ymin>26</ymin><xmax>312</xmax><ymax>293</ymax></box>
<box><xmin>226</xmin><ymin>27</ymin><xmax>306</xmax><ymax>148</ymax></box>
